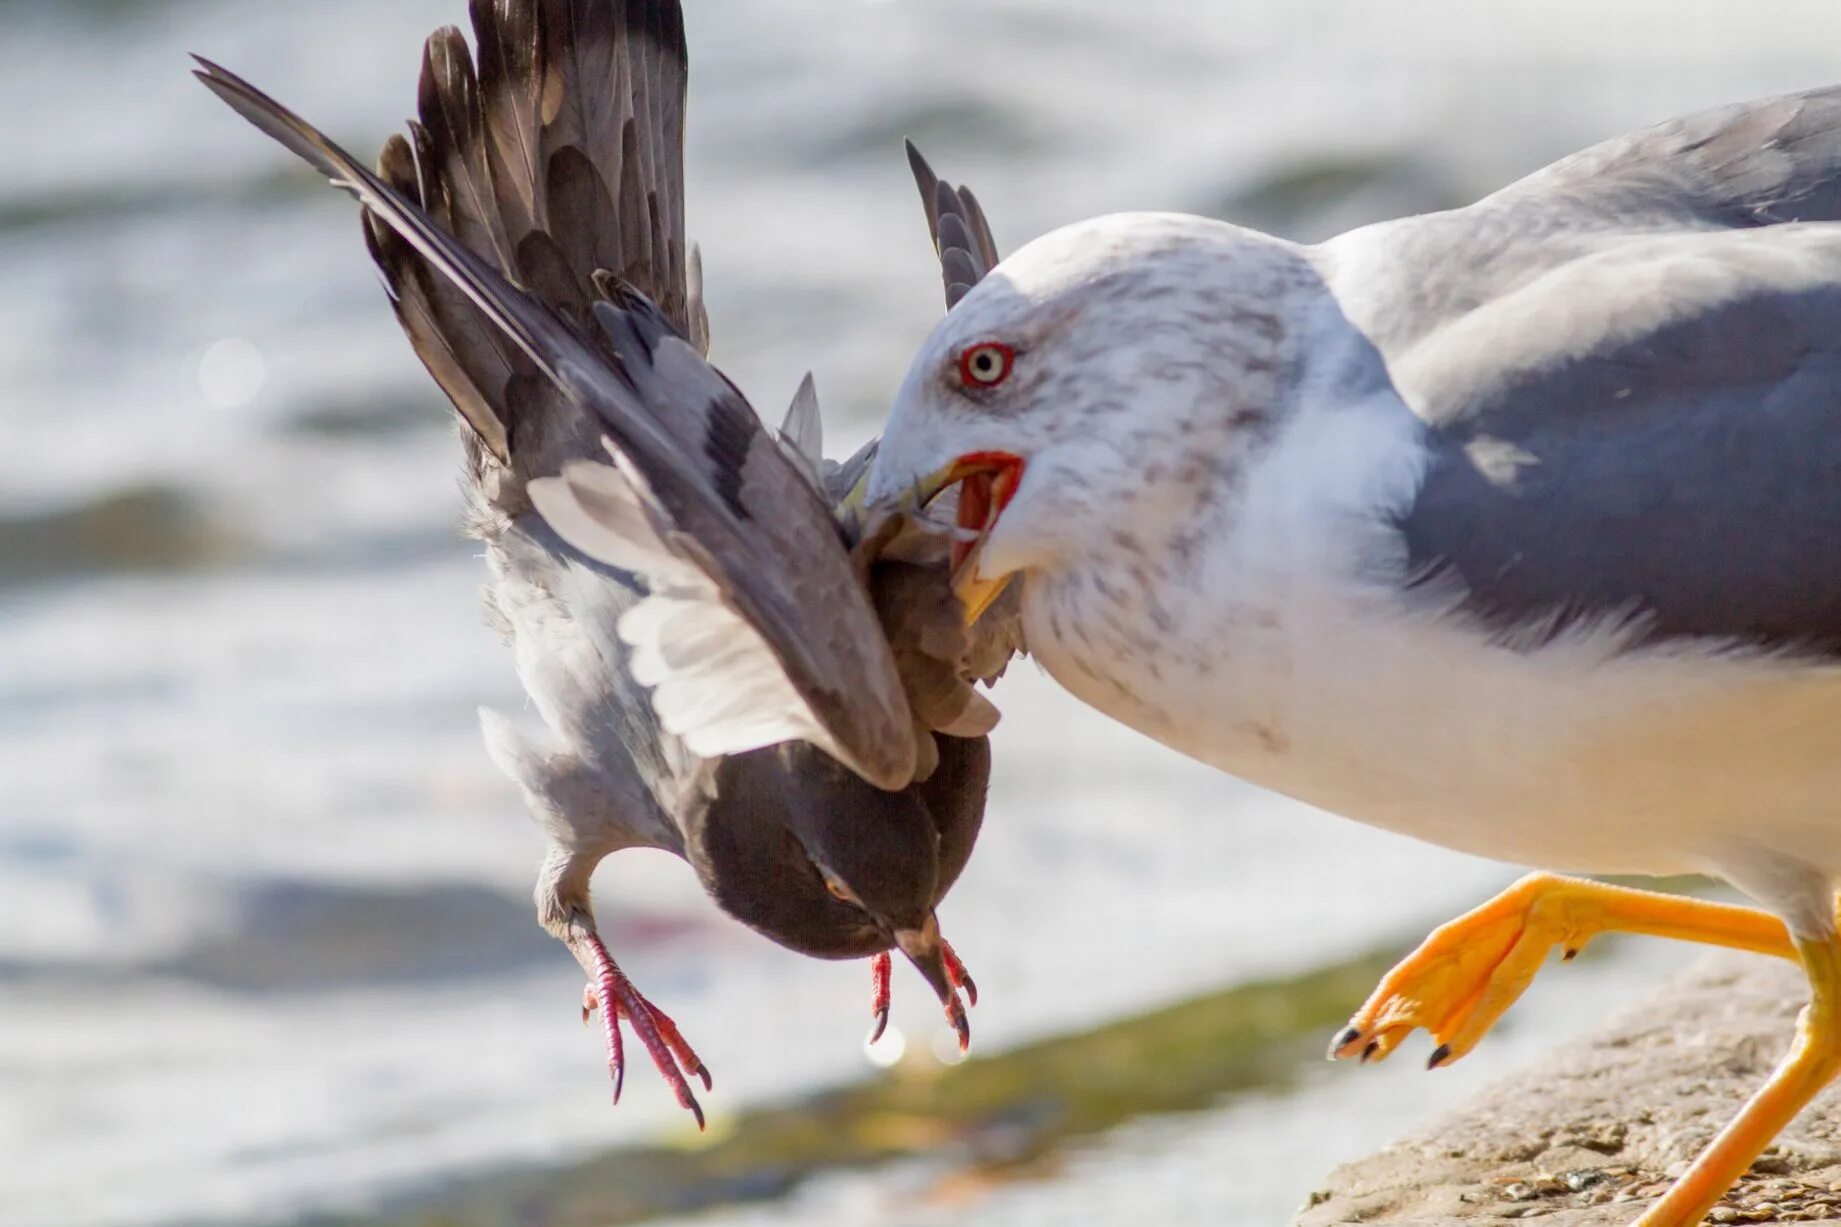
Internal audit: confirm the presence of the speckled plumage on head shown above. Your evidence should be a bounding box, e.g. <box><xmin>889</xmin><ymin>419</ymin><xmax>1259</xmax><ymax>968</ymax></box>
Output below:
<box><xmin>871</xmin><ymin>214</ymin><xmax>1324</xmax><ymax>723</ymax></box>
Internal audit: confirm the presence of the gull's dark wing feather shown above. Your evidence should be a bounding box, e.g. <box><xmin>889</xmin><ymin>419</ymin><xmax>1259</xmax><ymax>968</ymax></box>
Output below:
<box><xmin>195</xmin><ymin>57</ymin><xmax>920</xmax><ymax>790</ymax></box>
<box><xmin>906</xmin><ymin>141</ymin><xmax>1001</xmax><ymax>309</ymax></box>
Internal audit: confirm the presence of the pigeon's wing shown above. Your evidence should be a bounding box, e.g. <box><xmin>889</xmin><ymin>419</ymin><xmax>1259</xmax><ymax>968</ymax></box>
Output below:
<box><xmin>1315</xmin><ymin>87</ymin><xmax>1841</xmax><ymax>656</ymax></box>
<box><xmin>196</xmin><ymin>58</ymin><xmax>920</xmax><ymax>791</ymax></box>
<box><xmin>413</xmin><ymin>3</ymin><xmax>692</xmax><ymax>325</ymax></box>
<box><xmin>201</xmin><ymin>7</ymin><xmax>702</xmax><ymax>839</ymax></box>
<box><xmin>337</xmin><ymin>3</ymin><xmax>694</xmax><ymax>483</ymax></box>
<box><xmin>532</xmin><ymin>290</ymin><xmax>920</xmax><ymax>788</ymax></box>
<box><xmin>906</xmin><ymin>140</ymin><xmax>1001</xmax><ymax>310</ymax></box>
<box><xmin>528</xmin><ymin>0</ymin><xmax>692</xmax><ymax>330</ymax></box>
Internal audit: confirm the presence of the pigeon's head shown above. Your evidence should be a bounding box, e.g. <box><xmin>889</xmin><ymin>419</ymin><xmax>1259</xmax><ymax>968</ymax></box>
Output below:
<box><xmin>866</xmin><ymin>212</ymin><xmax>1317</xmax><ymax>623</ymax></box>
<box><xmin>685</xmin><ymin>736</ymin><xmax>988</xmax><ymax>1020</ymax></box>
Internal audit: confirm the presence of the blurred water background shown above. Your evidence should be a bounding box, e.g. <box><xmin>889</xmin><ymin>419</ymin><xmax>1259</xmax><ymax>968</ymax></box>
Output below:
<box><xmin>5</xmin><ymin>1</ymin><xmax>1840</xmax><ymax>1224</ymax></box>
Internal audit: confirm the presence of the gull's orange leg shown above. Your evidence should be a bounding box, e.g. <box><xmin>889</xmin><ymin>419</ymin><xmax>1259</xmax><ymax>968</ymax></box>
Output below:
<box><xmin>1330</xmin><ymin>873</ymin><xmax>1794</xmax><ymax>1067</ymax></box>
<box><xmin>1634</xmin><ymin>934</ymin><xmax>1841</xmax><ymax>1225</ymax></box>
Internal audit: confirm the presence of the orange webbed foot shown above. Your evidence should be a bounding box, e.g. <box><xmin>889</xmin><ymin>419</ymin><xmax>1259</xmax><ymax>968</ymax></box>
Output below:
<box><xmin>1330</xmin><ymin>873</ymin><xmax>1579</xmax><ymax>1068</ymax></box>
<box><xmin>1331</xmin><ymin>873</ymin><xmax>1794</xmax><ymax>1070</ymax></box>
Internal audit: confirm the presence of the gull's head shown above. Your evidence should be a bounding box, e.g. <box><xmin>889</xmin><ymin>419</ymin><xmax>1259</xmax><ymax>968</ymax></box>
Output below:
<box><xmin>867</xmin><ymin>212</ymin><xmax>1316</xmax><ymax>620</ymax></box>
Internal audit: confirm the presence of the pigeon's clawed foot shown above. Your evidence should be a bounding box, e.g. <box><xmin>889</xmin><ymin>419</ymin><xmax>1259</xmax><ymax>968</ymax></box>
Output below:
<box><xmin>575</xmin><ymin>932</ymin><xmax>711</xmax><ymax>1128</ymax></box>
<box><xmin>1330</xmin><ymin>873</ymin><xmax>1795</xmax><ymax>1069</ymax></box>
<box><xmin>867</xmin><ymin>940</ymin><xmax>979</xmax><ymax>1048</ymax></box>
<box><xmin>868</xmin><ymin>951</ymin><xmax>894</xmax><ymax>1044</ymax></box>
<box><xmin>942</xmin><ymin>938</ymin><xmax>978</xmax><ymax>1007</ymax></box>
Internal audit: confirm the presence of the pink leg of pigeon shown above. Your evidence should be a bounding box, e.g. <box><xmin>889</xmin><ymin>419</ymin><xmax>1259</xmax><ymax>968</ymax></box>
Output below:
<box><xmin>942</xmin><ymin>939</ymin><xmax>978</xmax><ymax>1007</ymax></box>
<box><xmin>868</xmin><ymin>951</ymin><xmax>894</xmax><ymax>1043</ymax></box>
<box><xmin>868</xmin><ymin>942</ymin><xmax>980</xmax><ymax>1046</ymax></box>
<box><xmin>576</xmin><ymin>932</ymin><xmax>710</xmax><ymax>1128</ymax></box>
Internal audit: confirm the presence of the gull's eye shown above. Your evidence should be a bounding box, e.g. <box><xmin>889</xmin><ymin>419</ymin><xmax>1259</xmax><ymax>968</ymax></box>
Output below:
<box><xmin>958</xmin><ymin>341</ymin><xmax>1015</xmax><ymax>389</ymax></box>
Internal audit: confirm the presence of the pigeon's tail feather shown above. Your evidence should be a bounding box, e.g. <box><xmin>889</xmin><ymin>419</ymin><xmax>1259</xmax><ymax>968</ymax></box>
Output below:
<box><xmin>467</xmin><ymin>0</ymin><xmax>544</xmax><ymax>256</ymax></box>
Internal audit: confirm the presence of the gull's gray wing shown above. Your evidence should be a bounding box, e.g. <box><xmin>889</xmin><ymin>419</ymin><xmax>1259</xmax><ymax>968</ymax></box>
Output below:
<box><xmin>196</xmin><ymin>56</ymin><xmax>921</xmax><ymax>790</ymax></box>
<box><xmin>1491</xmin><ymin>86</ymin><xmax>1841</xmax><ymax>231</ymax></box>
<box><xmin>1315</xmin><ymin>87</ymin><xmax>1841</xmax><ymax>655</ymax></box>
<box><xmin>1330</xmin><ymin>86</ymin><xmax>1841</xmax><ymax>361</ymax></box>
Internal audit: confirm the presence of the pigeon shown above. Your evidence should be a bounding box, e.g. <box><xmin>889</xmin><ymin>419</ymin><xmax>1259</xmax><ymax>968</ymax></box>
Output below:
<box><xmin>865</xmin><ymin>83</ymin><xmax>1841</xmax><ymax>1225</ymax></box>
<box><xmin>194</xmin><ymin>0</ymin><xmax>1019</xmax><ymax>1128</ymax></box>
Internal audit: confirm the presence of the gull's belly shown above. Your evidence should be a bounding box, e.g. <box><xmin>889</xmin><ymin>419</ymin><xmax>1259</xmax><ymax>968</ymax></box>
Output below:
<box><xmin>1025</xmin><ymin>582</ymin><xmax>1841</xmax><ymax>878</ymax></box>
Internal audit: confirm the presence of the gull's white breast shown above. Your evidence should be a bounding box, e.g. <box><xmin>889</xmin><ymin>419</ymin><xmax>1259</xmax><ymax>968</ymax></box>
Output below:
<box><xmin>1019</xmin><ymin>386</ymin><xmax>1841</xmax><ymax>882</ymax></box>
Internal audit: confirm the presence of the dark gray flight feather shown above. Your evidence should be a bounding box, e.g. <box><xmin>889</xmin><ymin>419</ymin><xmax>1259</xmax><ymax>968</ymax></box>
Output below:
<box><xmin>906</xmin><ymin>139</ymin><xmax>1001</xmax><ymax>309</ymax></box>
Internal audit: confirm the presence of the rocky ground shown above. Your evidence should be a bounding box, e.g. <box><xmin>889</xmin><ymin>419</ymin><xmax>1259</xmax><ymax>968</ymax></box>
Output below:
<box><xmin>1298</xmin><ymin>955</ymin><xmax>1841</xmax><ymax>1225</ymax></box>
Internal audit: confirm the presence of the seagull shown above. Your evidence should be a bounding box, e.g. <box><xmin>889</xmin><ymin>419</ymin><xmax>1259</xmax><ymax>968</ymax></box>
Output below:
<box><xmin>866</xmin><ymin>86</ymin><xmax>1841</xmax><ymax>1224</ymax></box>
<box><xmin>195</xmin><ymin>0</ymin><xmax>1018</xmax><ymax>1127</ymax></box>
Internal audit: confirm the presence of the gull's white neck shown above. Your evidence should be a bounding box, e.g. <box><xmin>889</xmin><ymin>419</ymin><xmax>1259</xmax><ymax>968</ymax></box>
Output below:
<box><xmin>1015</xmin><ymin>334</ymin><xmax>1841</xmax><ymax>882</ymax></box>
<box><xmin>1017</xmin><ymin>359</ymin><xmax>1432</xmax><ymax>787</ymax></box>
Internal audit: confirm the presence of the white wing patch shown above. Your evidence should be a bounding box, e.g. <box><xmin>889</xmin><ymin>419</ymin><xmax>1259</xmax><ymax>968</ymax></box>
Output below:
<box><xmin>528</xmin><ymin>452</ymin><xmax>847</xmax><ymax>765</ymax></box>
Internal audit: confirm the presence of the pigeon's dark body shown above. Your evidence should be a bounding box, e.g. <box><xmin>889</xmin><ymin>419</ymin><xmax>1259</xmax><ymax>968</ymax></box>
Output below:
<box><xmin>197</xmin><ymin>0</ymin><xmax>1016</xmax><ymax>1121</ymax></box>
<box><xmin>692</xmin><ymin>736</ymin><xmax>991</xmax><ymax>960</ymax></box>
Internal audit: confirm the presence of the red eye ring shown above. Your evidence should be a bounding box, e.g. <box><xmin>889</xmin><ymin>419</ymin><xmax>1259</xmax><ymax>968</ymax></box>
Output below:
<box><xmin>958</xmin><ymin>341</ymin><xmax>1015</xmax><ymax>388</ymax></box>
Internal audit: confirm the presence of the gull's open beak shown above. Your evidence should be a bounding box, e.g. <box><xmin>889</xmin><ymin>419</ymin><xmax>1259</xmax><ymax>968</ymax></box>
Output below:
<box><xmin>895</xmin><ymin>913</ymin><xmax>972</xmax><ymax>1051</ymax></box>
<box><xmin>896</xmin><ymin>452</ymin><xmax>1025</xmax><ymax>627</ymax></box>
